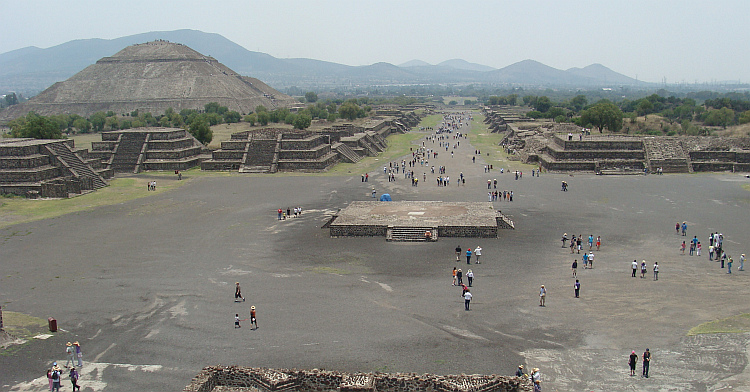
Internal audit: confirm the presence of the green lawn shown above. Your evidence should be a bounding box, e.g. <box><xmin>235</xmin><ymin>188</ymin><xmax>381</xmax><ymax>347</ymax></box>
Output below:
<box><xmin>688</xmin><ymin>313</ymin><xmax>750</xmax><ymax>335</ymax></box>
<box><xmin>467</xmin><ymin>113</ymin><xmax>535</xmax><ymax>171</ymax></box>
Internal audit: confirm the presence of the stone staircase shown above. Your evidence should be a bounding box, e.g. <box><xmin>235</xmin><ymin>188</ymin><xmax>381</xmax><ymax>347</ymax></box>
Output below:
<box><xmin>643</xmin><ymin>137</ymin><xmax>691</xmax><ymax>173</ymax></box>
<box><xmin>387</xmin><ymin>226</ymin><xmax>437</xmax><ymax>242</ymax></box>
<box><xmin>332</xmin><ymin>142</ymin><xmax>363</xmax><ymax>163</ymax></box>
<box><xmin>46</xmin><ymin>142</ymin><xmax>108</xmax><ymax>189</ymax></box>
<box><xmin>110</xmin><ymin>133</ymin><xmax>148</xmax><ymax>173</ymax></box>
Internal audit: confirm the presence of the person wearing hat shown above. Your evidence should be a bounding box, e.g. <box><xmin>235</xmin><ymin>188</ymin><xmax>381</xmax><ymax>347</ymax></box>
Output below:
<box><xmin>250</xmin><ymin>306</ymin><xmax>258</xmax><ymax>329</ymax></box>
<box><xmin>74</xmin><ymin>341</ymin><xmax>82</xmax><ymax>367</ymax></box>
<box><xmin>561</xmin><ymin>233</ymin><xmax>568</xmax><ymax>248</ymax></box>
<box><xmin>642</xmin><ymin>348</ymin><xmax>651</xmax><ymax>378</ymax></box>
<box><xmin>533</xmin><ymin>379</ymin><xmax>541</xmax><ymax>392</ymax></box>
<box><xmin>474</xmin><ymin>246</ymin><xmax>482</xmax><ymax>264</ymax></box>
<box><xmin>539</xmin><ymin>285</ymin><xmax>547</xmax><ymax>307</ymax></box>
<box><xmin>51</xmin><ymin>363</ymin><xmax>62</xmax><ymax>392</ymax></box>
<box><xmin>530</xmin><ymin>368</ymin><xmax>541</xmax><ymax>384</ymax></box>
<box><xmin>740</xmin><ymin>254</ymin><xmax>745</xmax><ymax>271</ymax></box>
<box><xmin>629</xmin><ymin>350</ymin><xmax>638</xmax><ymax>376</ymax></box>
<box><xmin>65</xmin><ymin>342</ymin><xmax>75</xmax><ymax>368</ymax></box>
<box><xmin>69</xmin><ymin>366</ymin><xmax>81</xmax><ymax>391</ymax></box>
<box><xmin>515</xmin><ymin>364</ymin><xmax>525</xmax><ymax>377</ymax></box>
<box><xmin>463</xmin><ymin>289</ymin><xmax>472</xmax><ymax>311</ymax></box>
<box><xmin>235</xmin><ymin>282</ymin><xmax>245</xmax><ymax>302</ymax></box>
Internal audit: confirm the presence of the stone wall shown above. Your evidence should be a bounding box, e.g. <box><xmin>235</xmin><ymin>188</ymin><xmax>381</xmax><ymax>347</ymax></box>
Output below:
<box><xmin>184</xmin><ymin>367</ymin><xmax>532</xmax><ymax>392</ymax></box>
<box><xmin>438</xmin><ymin>226</ymin><xmax>498</xmax><ymax>238</ymax></box>
<box><xmin>330</xmin><ymin>224</ymin><xmax>388</xmax><ymax>237</ymax></box>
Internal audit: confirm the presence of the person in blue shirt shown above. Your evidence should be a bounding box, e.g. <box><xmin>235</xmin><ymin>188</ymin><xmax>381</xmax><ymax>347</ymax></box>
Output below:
<box><xmin>466</xmin><ymin>248</ymin><xmax>472</xmax><ymax>264</ymax></box>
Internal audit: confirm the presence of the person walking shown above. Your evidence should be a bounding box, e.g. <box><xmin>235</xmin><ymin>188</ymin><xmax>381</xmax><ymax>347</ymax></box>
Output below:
<box><xmin>73</xmin><ymin>341</ymin><xmax>82</xmax><ymax>367</ymax></box>
<box><xmin>653</xmin><ymin>262</ymin><xmax>659</xmax><ymax>280</ymax></box>
<box><xmin>457</xmin><ymin>269</ymin><xmax>463</xmax><ymax>286</ymax></box>
<box><xmin>65</xmin><ymin>342</ymin><xmax>75</xmax><ymax>368</ymax></box>
<box><xmin>632</xmin><ymin>260</ymin><xmax>638</xmax><ymax>277</ymax></box>
<box><xmin>474</xmin><ymin>246</ymin><xmax>482</xmax><ymax>263</ymax></box>
<box><xmin>588</xmin><ymin>252</ymin><xmax>594</xmax><ymax>269</ymax></box>
<box><xmin>571</xmin><ymin>259</ymin><xmax>577</xmax><ymax>278</ymax></box>
<box><xmin>47</xmin><ymin>366</ymin><xmax>54</xmax><ymax>392</ymax></box>
<box><xmin>50</xmin><ymin>364</ymin><xmax>62</xmax><ymax>392</ymax></box>
<box><xmin>642</xmin><ymin>348</ymin><xmax>651</xmax><ymax>378</ymax></box>
<box><xmin>235</xmin><ymin>282</ymin><xmax>245</xmax><ymax>302</ymax></box>
<box><xmin>641</xmin><ymin>261</ymin><xmax>647</xmax><ymax>278</ymax></box>
<box><xmin>629</xmin><ymin>351</ymin><xmax>638</xmax><ymax>376</ymax></box>
<box><xmin>682</xmin><ymin>221</ymin><xmax>687</xmax><ymax>236</ymax></box>
<box><xmin>466</xmin><ymin>269</ymin><xmax>474</xmax><ymax>287</ymax></box>
<box><xmin>69</xmin><ymin>367</ymin><xmax>80</xmax><ymax>391</ymax></box>
<box><xmin>561</xmin><ymin>233</ymin><xmax>568</xmax><ymax>248</ymax></box>
<box><xmin>727</xmin><ymin>257</ymin><xmax>733</xmax><ymax>274</ymax></box>
<box><xmin>455</xmin><ymin>245</ymin><xmax>461</xmax><ymax>261</ymax></box>
<box><xmin>681</xmin><ymin>241</ymin><xmax>686</xmax><ymax>255</ymax></box>
<box><xmin>250</xmin><ymin>306</ymin><xmax>258</xmax><ymax>329</ymax></box>
<box><xmin>741</xmin><ymin>254</ymin><xmax>746</xmax><ymax>271</ymax></box>
<box><xmin>235</xmin><ymin>314</ymin><xmax>242</xmax><ymax>328</ymax></box>
<box><xmin>452</xmin><ymin>267</ymin><xmax>457</xmax><ymax>286</ymax></box>
<box><xmin>463</xmin><ymin>289</ymin><xmax>472</xmax><ymax>310</ymax></box>
<box><xmin>539</xmin><ymin>285</ymin><xmax>547</xmax><ymax>307</ymax></box>
<box><xmin>574</xmin><ymin>279</ymin><xmax>580</xmax><ymax>298</ymax></box>
<box><xmin>466</xmin><ymin>248</ymin><xmax>472</xmax><ymax>264</ymax></box>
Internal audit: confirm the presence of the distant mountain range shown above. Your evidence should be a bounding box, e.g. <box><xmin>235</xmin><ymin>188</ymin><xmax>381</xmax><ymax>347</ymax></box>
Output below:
<box><xmin>0</xmin><ymin>29</ymin><xmax>647</xmax><ymax>96</ymax></box>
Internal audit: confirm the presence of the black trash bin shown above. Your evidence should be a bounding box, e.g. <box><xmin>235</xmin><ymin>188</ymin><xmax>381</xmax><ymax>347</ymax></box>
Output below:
<box><xmin>48</xmin><ymin>317</ymin><xmax>57</xmax><ymax>332</ymax></box>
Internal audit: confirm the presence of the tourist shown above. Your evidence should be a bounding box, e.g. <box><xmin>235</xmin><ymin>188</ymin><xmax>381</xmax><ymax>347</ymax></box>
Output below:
<box><xmin>530</xmin><ymin>368</ymin><xmax>541</xmax><ymax>384</ymax></box>
<box><xmin>675</xmin><ymin>222</ymin><xmax>680</xmax><ymax>234</ymax></box>
<box><xmin>582</xmin><ymin>252</ymin><xmax>588</xmax><ymax>269</ymax></box>
<box><xmin>588</xmin><ymin>252</ymin><xmax>594</xmax><ymax>269</ymax></box>
<box><xmin>653</xmin><ymin>262</ymin><xmax>659</xmax><ymax>280</ymax></box>
<box><xmin>696</xmin><ymin>242</ymin><xmax>702</xmax><ymax>256</ymax></box>
<box><xmin>596</xmin><ymin>236</ymin><xmax>601</xmax><ymax>251</ymax></box>
<box><xmin>278</xmin><ymin>208</ymin><xmax>282</xmax><ymax>220</ymax></box>
<box><xmin>516</xmin><ymin>365</ymin><xmax>525</xmax><ymax>377</ymax></box>
<box><xmin>463</xmin><ymin>289</ymin><xmax>472</xmax><ymax>310</ymax></box>
<box><xmin>642</xmin><ymin>348</ymin><xmax>651</xmax><ymax>378</ymax></box>
<box><xmin>629</xmin><ymin>351</ymin><xmax>638</xmax><ymax>376</ymax></box>
<box><xmin>65</xmin><ymin>342</ymin><xmax>75</xmax><ymax>367</ymax></box>
<box><xmin>632</xmin><ymin>260</ymin><xmax>638</xmax><ymax>277</ymax></box>
<box><xmin>466</xmin><ymin>248</ymin><xmax>472</xmax><ymax>264</ymax></box>
<box><xmin>539</xmin><ymin>285</ymin><xmax>547</xmax><ymax>307</ymax></box>
<box><xmin>456</xmin><ymin>269</ymin><xmax>463</xmax><ymax>286</ymax></box>
<box><xmin>74</xmin><ymin>341</ymin><xmax>82</xmax><ymax>367</ymax></box>
<box><xmin>709</xmin><ymin>244</ymin><xmax>715</xmax><ymax>260</ymax></box>
<box><xmin>235</xmin><ymin>314</ymin><xmax>242</xmax><ymax>328</ymax></box>
<box><xmin>474</xmin><ymin>246</ymin><xmax>482</xmax><ymax>263</ymax></box>
<box><xmin>47</xmin><ymin>366</ymin><xmax>54</xmax><ymax>391</ymax></box>
<box><xmin>466</xmin><ymin>269</ymin><xmax>474</xmax><ymax>287</ymax></box>
<box><xmin>682</xmin><ymin>221</ymin><xmax>687</xmax><ymax>236</ymax></box>
<box><xmin>571</xmin><ymin>259</ymin><xmax>577</xmax><ymax>278</ymax></box>
<box><xmin>250</xmin><ymin>306</ymin><xmax>258</xmax><ymax>329</ymax></box>
<box><xmin>561</xmin><ymin>233</ymin><xmax>568</xmax><ymax>248</ymax></box>
<box><xmin>455</xmin><ymin>245</ymin><xmax>462</xmax><ymax>261</ymax></box>
<box><xmin>51</xmin><ymin>363</ymin><xmax>62</xmax><ymax>392</ymax></box>
<box><xmin>574</xmin><ymin>279</ymin><xmax>580</xmax><ymax>298</ymax></box>
<box><xmin>588</xmin><ymin>235</ymin><xmax>594</xmax><ymax>250</ymax></box>
<box><xmin>741</xmin><ymin>254</ymin><xmax>746</xmax><ymax>271</ymax></box>
<box><xmin>533</xmin><ymin>380</ymin><xmax>542</xmax><ymax>392</ymax></box>
<box><xmin>727</xmin><ymin>258</ymin><xmax>733</xmax><ymax>274</ymax></box>
<box><xmin>680</xmin><ymin>241</ymin><xmax>686</xmax><ymax>255</ymax></box>
<box><xmin>235</xmin><ymin>282</ymin><xmax>245</xmax><ymax>302</ymax></box>
<box><xmin>69</xmin><ymin>367</ymin><xmax>80</xmax><ymax>391</ymax></box>
<box><xmin>452</xmin><ymin>267</ymin><xmax>457</xmax><ymax>286</ymax></box>
<box><xmin>641</xmin><ymin>261</ymin><xmax>647</xmax><ymax>278</ymax></box>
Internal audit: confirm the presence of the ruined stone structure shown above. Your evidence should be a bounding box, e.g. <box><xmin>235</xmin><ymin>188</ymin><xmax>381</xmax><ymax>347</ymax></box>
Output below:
<box><xmin>327</xmin><ymin>201</ymin><xmax>514</xmax><ymax>241</ymax></box>
<box><xmin>482</xmin><ymin>108</ymin><xmax>750</xmax><ymax>173</ymax></box>
<box><xmin>0</xmin><ymin>40</ymin><xmax>296</xmax><ymax>120</ymax></box>
<box><xmin>202</xmin><ymin>112</ymin><xmax>423</xmax><ymax>173</ymax></box>
<box><xmin>0</xmin><ymin>138</ymin><xmax>110</xmax><ymax>198</ymax></box>
<box><xmin>89</xmin><ymin>128</ymin><xmax>208</xmax><ymax>173</ymax></box>
<box><xmin>183</xmin><ymin>367</ymin><xmax>532</xmax><ymax>392</ymax></box>
<box><xmin>482</xmin><ymin>107</ymin><xmax>530</xmax><ymax>134</ymax></box>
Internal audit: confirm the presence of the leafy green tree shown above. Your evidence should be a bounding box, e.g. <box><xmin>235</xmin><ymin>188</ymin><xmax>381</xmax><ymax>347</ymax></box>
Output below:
<box><xmin>255</xmin><ymin>105</ymin><xmax>268</xmax><ymax>113</ymax></box>
<box><xmin>739</xmin><ymin>110</ymin><xmax>750</xmax><ymax>124</ymax></box>
<box><xmin>189</xmin><ymin>116</ymin><xmax>213</xmax><ymax>145</ymax></box>
<box><xmin>73</xmin><ymin>118</ymin><xmax>91</xmax><ymax>133</ymax></box>
<box><xmin>284</xmin><ymin>113</ymin><xmax>296</xmax><ymax>125</ymax></box>
<box><xmin>105</xmin><ymin>116</ymin><xmax>119</xmax><ymax>131</ymax></box>
<box><xmin>223</xmin><ymin>111</ymin><xmax>241</xmax><ymax>123</ymax></box>
<box><xmin>10</xmin><ymin>112</ymin><xmax>63</xmax><ymax>139</ymax></box>
<box><xmin>448</xmin><ymin>100</ymin><xmax>458</xmax><ymax>105</ymax></box>
<box><xmin>293</xmin><ymin>114</ymin><xmax>312</xmax><ymax>129</ymax></box>
<box><xmin>570</xmin><ymin>95</ymin><xmax>588</xmax><ymax>112</ymax></box>
<box><xmin>327</xmin><ymin>103</ymin><xmax>337</xmax><ymax>114</ymax></box>
<box><xmin>507</xmin><ymin>94</ymin><xmax>518</xmax><ymax>106</ymax></box>
<box><xmin>327</xmin><ymin>113</ymin><xmax>337</xmax><ymax>122</ymax></box>
<box><xmin>579</xmin><ymin>100</ymin><xmax>624</xmax><ymax>133</ymax></box>
<box><xmin>204</xmin><ymin>102</ymin><xmax>221</xmax><ymax>114</ymax></box>
<box><xmin>90</xmin><ymin>112</ymin><xmax>107</xmax><ymax>132</ymax></box>
<box><xmin>305</xmin><ymin>92</ymin><xmax>318</xmax><ymax>103</ymax></box>
<box><xmin>4</xmin><ymin>92</ymin><xmax>19</xmax><ymax>107</ymax></box>
<box><xmin>338</xmin><ymin>102</ymin><xmax>360</xmax><ymax>120</ymax></box>
<box><xmin>636</xmin><ymin>99</ymin><xmax>654</xmax><ymax>116</ymax></box>
<box><xmin>534</xmin><ymin>96</ymin><xmax>552</xmax><ymax>112</ymax></box>
<box><xmin>159</xmin><ymin>116</ymin><xmax>171</xmax><ymax>127</ymax></box>
<box><xmin>257</xmin><ymin>111</ymin><xmax>270</xmax><ymax>126</ymax></box>
<box><xmin>244</xmin><ymin>113</ymin><xmax>257</xmax><ymax>126</ymax></box>
<box><xmin>703</xmin><ymin>107</ymin><xmax>735</xmax><ymax>127</ymax></box>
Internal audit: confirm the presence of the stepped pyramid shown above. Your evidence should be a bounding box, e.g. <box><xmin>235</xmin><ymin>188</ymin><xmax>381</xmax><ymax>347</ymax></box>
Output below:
<box><xmin>0</xmin><ymin>40</ymin><xmax>295</xmax><ymax>120</ymax></box>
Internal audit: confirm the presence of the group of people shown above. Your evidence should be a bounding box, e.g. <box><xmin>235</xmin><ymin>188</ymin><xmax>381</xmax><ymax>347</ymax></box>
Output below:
<box><xmin>233</xmin><ymin>282</ymin><xmax>258</xmax><ymax>330</ymax></box>
<box><xmin>47</xmin><ymin>341</ymin><xmax>83</xmax><ymax>391</ymax></box>
<box><xmin>515</xmin><ymin>365</ymin><xmax>543</xmax><ymax>391</ymax></box>
<box><xmin>628</xmin><ymin>348</ymin><xmax>652</xmax><ymax>378</ymax></box>
<box><xmin>146</xmin><ymin>180</ymin><xmax>157</xmax><ymax>191</ymax></box>
<box><xmin>451</xmin><ymin>245</ymin><xmax>484</xmax><ymax>311</ymax></box>
<box><xmin>277</xmin><ymin>207</ymin><xmax>302</xmax><ymax>220</ymax></box>
<box><xmin>562</xmin><ymin>233</ymin><xmax>601</xmax><ymax>253</ymax></box>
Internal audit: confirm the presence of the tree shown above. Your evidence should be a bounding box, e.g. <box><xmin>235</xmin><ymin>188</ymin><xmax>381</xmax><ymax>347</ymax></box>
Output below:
<box><xmin>338</xmin><ymin>102</ymin><xmax>360</xmax><ymax>120</ymax></box>
<box><xmin>10</xmin><ymin>112</ymin><xmax>63</xmax><ymax>139</ymax></box>
<box><xmin>293</xmin><ymin>114</ymin><xmax>312</xmax><ymax>130</ymax></box>
<box><xmin>223</xmin><ymin>111</ymin><xmax>241</xmax><ymax>123</ymax></box>
<box><xmin>305</xmin><ymin>91</ymin><xmax>318</xmax><ymax>103</ymax></box>
<box><xmin>739</xmin><ymin>110</ymin><xmax>750</xmax><ymax>125</ymax></box>
<box><xmin>73</xmin><ymin>118</ymin><xmax>91</xmax><ymax>133</ymax></box>
<box><xmin>636</xmin><ymin>99</ymin><xmax>654</xmax><ymax>116</ymax></box>
<box><xmin>570</xmin><ymin>95</ymin><xmax>588</xmax><ymax>112</ymax></box>
<box><xmin>534</xmin><ymin>96</ymin><xmax>552</xmax><ymax>113</ymax></box>
<box><xmin>507</xmin><ymin>94</ymin><xmax>518</xmax><ymax>106</ymax></box>
<box><xmin>579</xmin><ymin>101</ymin><xmax>624</xmax><ymax>133</ymax></box>
<box><xmin>703</xmin><ymin>107</ymin><xmax>735</xmax><ymax>128</ymax></box>
<box><xmin>159</xmin><ymin>116</ymin><xmax>171</xmax><ymax>127</ymax></box>
<box><xmin>204</xmin><ymin>102</ymin><xmax>221</xmax><ymax>114</ymax></box>
<box><xmin>244</xmin><ymin>113</ymin><xmax>257</xmax><ymax>126</ymax></box>
<box><xmin>4</xmin><ymin>92</ymin><xmax>19</xmax><ymax>107</ymax></box>
<box><xmin>189</xmin><ymin>116</ymin><xmax>213</xmax><ymax>145</ymax></box>
<box><xmin>90</xmin><ymin>111</ymin><xmax>107</xmax><ymax>132</ymax></box>
<box><xmin>257</xmin><ymin>111</ymin><xmax>270</xmax><ymax>126</ymax></box>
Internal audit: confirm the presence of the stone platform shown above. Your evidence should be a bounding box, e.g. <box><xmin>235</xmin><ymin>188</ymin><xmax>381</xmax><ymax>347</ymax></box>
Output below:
<box><xmin>328</xmin><ymin>201</ymin><xmax>513</xmax><ymax>240</ymax></box>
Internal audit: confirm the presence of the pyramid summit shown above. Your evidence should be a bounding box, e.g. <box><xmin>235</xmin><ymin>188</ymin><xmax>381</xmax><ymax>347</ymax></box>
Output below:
<box><xmin>0</xmin><ymin>40</ymin><xmax>295</xmax><ymax>120</ymax></box>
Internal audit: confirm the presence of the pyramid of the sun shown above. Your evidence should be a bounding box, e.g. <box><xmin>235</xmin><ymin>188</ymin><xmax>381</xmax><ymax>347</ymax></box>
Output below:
<box><xmin>0</xmin><ymin>40</ymin><xmax>296</xmax><ymax>119</ymax></box>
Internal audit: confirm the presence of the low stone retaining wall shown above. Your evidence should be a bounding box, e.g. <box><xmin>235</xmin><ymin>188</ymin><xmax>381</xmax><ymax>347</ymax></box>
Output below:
<box><xmin>184</xmin><ymin>367</ymin><xmax>532</xmax><ymax>392</ymax></box>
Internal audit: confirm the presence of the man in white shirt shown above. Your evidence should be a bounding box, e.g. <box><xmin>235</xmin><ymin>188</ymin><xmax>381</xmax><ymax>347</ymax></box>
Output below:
<box><xmin>464</xmin><ymin>290</ymin><xmax>472</xmax><ymax>310</ymax></box>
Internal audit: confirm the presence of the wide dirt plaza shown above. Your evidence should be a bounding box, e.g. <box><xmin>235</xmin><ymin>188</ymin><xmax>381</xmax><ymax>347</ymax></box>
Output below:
<box><xmin>2</xmin><ymin>111</ymin><xmax>750</xmax><ymax>392</ymax></box>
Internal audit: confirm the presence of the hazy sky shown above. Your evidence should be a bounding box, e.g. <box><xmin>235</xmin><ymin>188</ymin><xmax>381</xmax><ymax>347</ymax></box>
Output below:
<box><xmin>2</xmin><ymin>0</ymin><xmax>747</xmax><ymax>83</ymax></box>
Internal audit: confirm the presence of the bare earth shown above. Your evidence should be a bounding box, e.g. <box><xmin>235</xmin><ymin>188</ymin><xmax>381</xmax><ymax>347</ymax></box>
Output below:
<box><xmin>1</xmin><ymin>112</ymin><xmax>750</xmax><ymax>392</ymax></box>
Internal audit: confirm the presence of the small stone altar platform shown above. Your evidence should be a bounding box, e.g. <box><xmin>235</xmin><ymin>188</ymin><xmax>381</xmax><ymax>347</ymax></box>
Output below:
<box><xmin>328</xmin><ymin>201</ymin><xmax>514</xmax><ymax>241</ymax></box>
